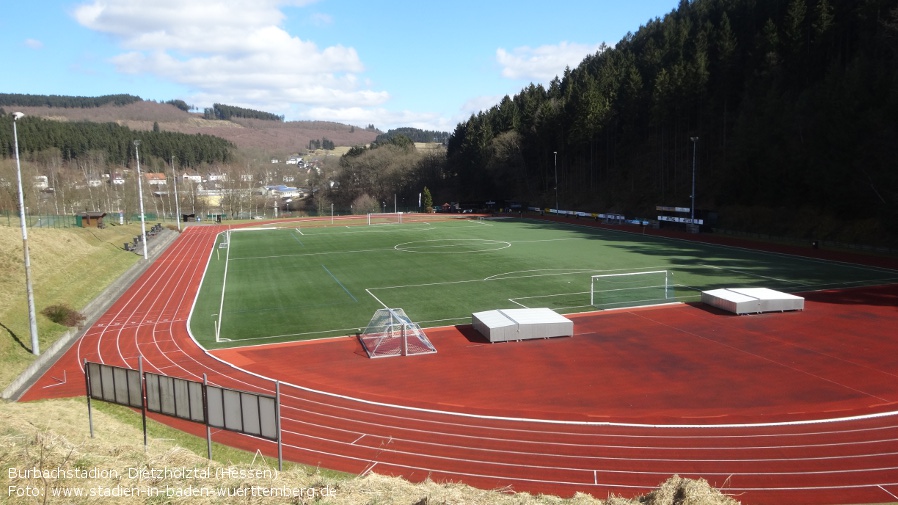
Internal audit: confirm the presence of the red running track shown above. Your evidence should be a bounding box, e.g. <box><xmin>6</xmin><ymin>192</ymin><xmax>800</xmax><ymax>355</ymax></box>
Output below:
<box><xmin>22</xmin><ymin>224</ymin><xmax>898</xmax><ymax>505</ymax></box>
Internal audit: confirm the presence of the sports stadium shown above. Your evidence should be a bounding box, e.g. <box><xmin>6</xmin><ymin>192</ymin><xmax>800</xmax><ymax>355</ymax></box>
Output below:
<box><xmin>23</xmin><ymin>213</ymin><xmax>898</xmax><ymax>504</ymax></box>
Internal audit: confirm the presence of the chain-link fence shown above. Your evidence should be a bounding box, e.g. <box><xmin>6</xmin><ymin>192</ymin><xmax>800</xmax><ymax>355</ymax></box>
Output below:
<box><xmin>0</xmin><ymin>212</ymin><xmax>77</xmax><ymax>228</ymax></box>
<box><xmin>0</xmin><ymin>211</ymin><xmax>173</xmax><ymax>228</ymax></box>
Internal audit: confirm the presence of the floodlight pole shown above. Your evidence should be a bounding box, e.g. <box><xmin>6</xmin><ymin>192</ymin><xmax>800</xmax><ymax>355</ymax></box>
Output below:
<box><xmin>13</xmin><ymin>112</ymin><xmax>40</xmax><ymax>356</ymax></box>
<box><xmin>553</xmin><ymin>151</ymin><xmax>558</xmax><ymax>211</ymax></box>
<box><xmin>172</xmin><ymin>154</ymin><xmax>181</xmax><ymax>231</ymax></box>
<box><xmin>690</xmin><ymin>137</ymin><xmax>698</xmax><ymax>223</ymax></box>
<box><xmin>134</xmin><ymin>140</ymin><xmax>148</xmax><ymax>260</ymax></box>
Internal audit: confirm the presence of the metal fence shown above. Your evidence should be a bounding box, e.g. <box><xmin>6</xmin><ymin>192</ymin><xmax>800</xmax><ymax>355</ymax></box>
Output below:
<box><xmin>1</xmin><ymin>212</ymin><xmax>77</xmax><ymax>228</ymax></box>
<box><xmin>0</xmin><ymin>211</ymin><xmax>172</xmax><ymax>228</ymax></box>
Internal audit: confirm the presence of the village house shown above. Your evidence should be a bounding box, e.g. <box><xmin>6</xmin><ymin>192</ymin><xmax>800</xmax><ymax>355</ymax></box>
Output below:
<box><xmin>144</xmin><ymin>173</ymin><xmax>167</xmax><ymax>186</ymax></box>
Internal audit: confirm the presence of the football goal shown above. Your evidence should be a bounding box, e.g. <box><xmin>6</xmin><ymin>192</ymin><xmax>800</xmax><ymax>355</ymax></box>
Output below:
<box><xmin>358</xmin><ymin>308</ymin><xmax>437</xmax><ymax>358</ymax></box>
<box><xmin>590</xmin><ymin>270</ymin><xmax>674</xmax><ymax>310</ymax></box>
<box><xmin>367</xmin><ymin>212</ymin><xmax>403</xmax><ymax>225</ymax></box>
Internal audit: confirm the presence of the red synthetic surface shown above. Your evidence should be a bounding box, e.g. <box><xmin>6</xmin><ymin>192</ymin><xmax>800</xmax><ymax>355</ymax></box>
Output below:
<box><xmin>21</xmin><ymin>220</ymin><xmax>898</xmax><ymax>505</ymax></box>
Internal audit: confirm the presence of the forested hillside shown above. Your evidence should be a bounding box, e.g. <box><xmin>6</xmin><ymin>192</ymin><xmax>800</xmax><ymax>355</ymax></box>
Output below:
<box><xmin>446</xmin><ymin>0</ymin><xmax>898</xmax><ymax>245</ymax></box>
<box><xmin>0</xmin><ymin>93</ymin><xmax>141</xmax><ymax>108</ymax></box>
<box><xmin>0</xmin><ymin>114</ymin><xmax>233</xmax><ymax>167</ymax></box>
<box><xmin>2</xmin><ymin>0</ymin><xmax>896</xmax><ymax>246</ymax></box>
<box><xmin>0</xmin><ymin>99</ymin><xmax>379</xmax><ymax>153</ymax></box>
<box><xmin>203</xmin><ymin>103</ymin><xmax>284</xmax><ymax>121</ymax></box>
<box><xmin>376</xmin><ymin>127</ymin><xmax>450</xmax><ymax>144</ymax></box>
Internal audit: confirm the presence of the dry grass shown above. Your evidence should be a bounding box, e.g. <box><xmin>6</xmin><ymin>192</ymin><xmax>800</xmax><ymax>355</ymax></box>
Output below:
<box><xmin>414</xmin><ymin>142</ymin><xmax>445</xmax><ymax>151</ymax></box>
<box><xmin>0</xmin><ymin>398</ymin><xmax>740</xmax><ymax>505</ymax></box>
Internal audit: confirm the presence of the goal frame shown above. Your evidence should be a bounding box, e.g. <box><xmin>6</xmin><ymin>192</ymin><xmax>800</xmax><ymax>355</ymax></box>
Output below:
<box><xmin>366</xmin><ymin>212</ymin><xmax>403</xmax><ymax>225</ymax></box>
<box><xmin>590</xmin><ymin>270</ymin><xmax>671</xmax><ymax>308</ymax></box>
<box><xmin>358</xmin><ymin>308</ymin><xmax>436</xmax><ymax>358</ymax></box>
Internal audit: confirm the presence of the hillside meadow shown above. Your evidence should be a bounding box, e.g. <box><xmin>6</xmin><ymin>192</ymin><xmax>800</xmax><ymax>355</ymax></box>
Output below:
<box><xmin>12</xmin><ymin>101</ymin><xmax>380</xmax><ymax>153</ymax></box>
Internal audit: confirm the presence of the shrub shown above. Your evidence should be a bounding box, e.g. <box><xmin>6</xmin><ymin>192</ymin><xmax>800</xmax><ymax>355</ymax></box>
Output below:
<box><xmin>41</xmin><ymin>304</ymin><xmax>86</xmax><ymax>328</ymax></box>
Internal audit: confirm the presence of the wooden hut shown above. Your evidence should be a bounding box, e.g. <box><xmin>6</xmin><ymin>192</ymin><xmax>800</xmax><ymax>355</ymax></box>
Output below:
<box><xmin>75</xmin><ymin>211</ymin><xmax>107</xmax><ymax>228</ymax></box>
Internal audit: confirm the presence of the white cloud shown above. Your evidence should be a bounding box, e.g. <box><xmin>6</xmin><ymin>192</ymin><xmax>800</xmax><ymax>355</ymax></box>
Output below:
<box><xmin>460</xmin><ymin>95</ymin><xmax>505</xmax><ymax>117</ymax></box>
<box><xmin>72</xmin><ymin>0</ymin><xmax>385</xmax><ymax>113</ymax></box>
<box><xmin>309</xmin><ymin>12</ymin><xmax>333</xmax><ymax>26</ymax></box>
<box><xmin>496</xmin><ymin>41</ymin><xmax>603</xmax><ymax>83</ymax></box>
<box><xmin>24</xmin><ymin>39</ymin><xmax>44</xmax><ymax>49</ymax></box>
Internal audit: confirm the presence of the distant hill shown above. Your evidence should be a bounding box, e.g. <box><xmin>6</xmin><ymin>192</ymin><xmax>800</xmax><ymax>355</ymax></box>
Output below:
<box><xmin>5</xmin><ymin>99</ymin><xmax>380</xmax><ymax>153</ymax></box>
<box><xmin>0</xmin><ymin>93</ymin><xmax>141</xmax><ymax>108</ymax></box>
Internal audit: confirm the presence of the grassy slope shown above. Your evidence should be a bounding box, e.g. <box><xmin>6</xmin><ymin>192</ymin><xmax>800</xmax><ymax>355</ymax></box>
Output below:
<box><xmin>0</xmin><ymin>223</ymin><xmax>143</xmax><ymax>387</ymax></box>
<box><xmin>0</xmin><ymin>399</ymin><xmax>736</xmax><ymax>505</ymax></box>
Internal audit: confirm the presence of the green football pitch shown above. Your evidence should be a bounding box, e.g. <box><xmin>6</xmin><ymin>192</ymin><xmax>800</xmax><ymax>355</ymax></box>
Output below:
<box><xmin>189</xmin><ymin>217</ymin><xmax>897</xmax><ymax>348</ymax></box>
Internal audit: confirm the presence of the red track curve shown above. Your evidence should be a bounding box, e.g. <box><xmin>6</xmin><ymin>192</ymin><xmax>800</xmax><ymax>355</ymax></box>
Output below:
<box><xmin>21</xmin><ymin>223</ymin><xmax>898</xmax><ymax>505</ymax></box>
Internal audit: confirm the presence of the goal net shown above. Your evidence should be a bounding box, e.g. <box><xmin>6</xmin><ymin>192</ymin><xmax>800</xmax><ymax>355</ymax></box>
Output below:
<box><xmin>367</xmin><ymin>212</ymin><xmax>403</xmax><ymax>225</ymax></box>
<box><xmin>358</xmin><ymin>308</ymin><xmax>437</xmax><ymax>358</ymax></box>
<box><xmin>590</xmin><ymin>270</ymin><xmax>674</xmax><ymax>310</ymax></box>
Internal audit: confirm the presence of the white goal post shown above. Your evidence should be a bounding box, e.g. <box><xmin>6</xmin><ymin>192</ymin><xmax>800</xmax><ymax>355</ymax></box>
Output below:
<box><xmin>590</xmin><ymin>270</ymin><xmax>673</xmax><ymax>309</ymax></box>
<box><xmin>367</xmin><ymin>212</ymin><xmax>403</xmax><ymax>225</ymax></box>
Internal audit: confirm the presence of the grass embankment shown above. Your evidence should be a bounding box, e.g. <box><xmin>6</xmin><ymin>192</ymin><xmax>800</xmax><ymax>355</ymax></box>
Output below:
<box><xmin>0</xmin><ymin>224</ymin><xmax>739</xmax><ymax>504</ymax></box>
<box><xmin>0</xmin><ymin>224</ymin><xmax>143</xmax><ymax>388</ymax></box>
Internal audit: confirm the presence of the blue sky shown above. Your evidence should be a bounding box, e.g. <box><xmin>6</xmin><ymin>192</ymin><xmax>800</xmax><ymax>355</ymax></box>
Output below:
<box><xmin>2</xmin><ymin>1</ymin><xmax>680</xmax><ymax>132</ymax></box>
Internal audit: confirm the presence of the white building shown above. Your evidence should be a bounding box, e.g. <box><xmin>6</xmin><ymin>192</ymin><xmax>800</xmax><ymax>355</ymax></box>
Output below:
<box><xmin>264</xmin><ymin>185</ymin><xmax>302</xmax><ymax>198</ymax></box>
<box><xmin>181</xmin><ymin>172</ymin><xmax>203</xmax><ymax>184</ymax></box>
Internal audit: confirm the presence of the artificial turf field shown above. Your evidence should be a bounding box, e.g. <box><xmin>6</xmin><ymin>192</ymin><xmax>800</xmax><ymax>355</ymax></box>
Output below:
<box><xmin>190</xmin><ymin>216</ymin><xmax>897</xmax><ymax>349</ymax></box>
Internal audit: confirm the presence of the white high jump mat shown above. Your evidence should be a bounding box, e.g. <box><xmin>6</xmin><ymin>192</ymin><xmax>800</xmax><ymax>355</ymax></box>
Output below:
<box><xmin>472</xmin><ymin>308</ymin><xmax>574</xmax><ymax>343</ymax></box>
<box><xmin>701</xmin><ymin>287</ymin><xmax>804</xmax><ymax>315</ymax></box>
